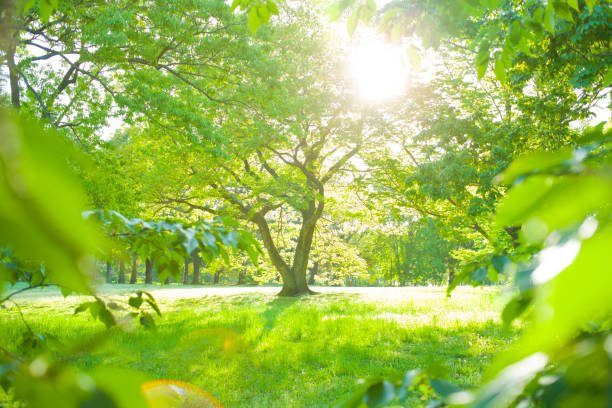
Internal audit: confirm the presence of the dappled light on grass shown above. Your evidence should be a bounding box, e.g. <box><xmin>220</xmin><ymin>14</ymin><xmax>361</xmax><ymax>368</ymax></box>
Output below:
<box><xmin>0</xmin><ymin>286</ymin><xmax>516</xmax><ymax>407</ymax></box>
<box><xmin>142</xmin><ymin>380</ymin><xmax>223</xmax><ymax>408</ymax></box>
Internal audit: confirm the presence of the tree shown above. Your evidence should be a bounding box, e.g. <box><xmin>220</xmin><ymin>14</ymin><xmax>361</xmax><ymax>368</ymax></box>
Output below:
<box><xmin>127</xmin><ymin>7</ymin><xmax>391</xmax><ymax>295</ymax></box>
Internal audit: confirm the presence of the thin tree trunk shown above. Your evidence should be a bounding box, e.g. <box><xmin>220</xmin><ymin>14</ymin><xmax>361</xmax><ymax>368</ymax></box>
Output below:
<box><xmin>118</xmin><ymin>260</ymin><xmax>126</xmax><ymax>283</ymax></box>
<box><xmin>308</xmin><ymin>261</ymin><xmax>318</xmax><ymax>285</ymax></box>
<box><xmin>238</xmin><ymin>271</ymin><xmax>245</xmax><ymax>285</ymax></box>
<box><xmin>213</xmin><ymin>268</ymin><xmax>222</xmax><ymax>284</ymax></box>
<box><xmin>145</xmin><ymin>259</ymin><xmax>152</xmax><ymax>284</ymax></box>
<box><xmin>191</xmin><ymin>256</ymin><xmax>201</xmax><ymax>285</ymax></box>
<box><xmin>130</xmin><ymin>255</ymin><xmax>138</xmax><ymax>284</ymax></box>
<box><xmin>2</xmin><ymin>4</ymin><xmax>21</xmax><ymax>110</ymax></box>
<box><xmin>106</xmin><ymin>261</ymin><xmax>112</xmax><ymax>283</ymax></box>
<box><xmin>6</xmin><ymin>44</ymin><xmax>20</xmax><ymax>109</ymax></box>
<box><xmin>181</xmin><ymin>259</ymin><xmax>189</xmax><ymax>284</ymax></box>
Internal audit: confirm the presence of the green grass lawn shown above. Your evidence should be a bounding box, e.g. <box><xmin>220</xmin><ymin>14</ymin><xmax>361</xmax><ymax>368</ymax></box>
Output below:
<box><xmin>1</xmin><ymin>285</ymin><xmax>518</xmax><ymax>407</ymax></box>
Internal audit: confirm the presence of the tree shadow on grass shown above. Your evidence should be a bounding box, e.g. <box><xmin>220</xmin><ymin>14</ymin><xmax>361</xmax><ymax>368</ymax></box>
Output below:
<box><xmin>261</xmin><ymin>296</ymin><xmax>299</xmax><ymax>333</ymax></box>
<box><xmin>227</xmin><ymin>319</ymin><xmax>516</xmax><ymax>407</ymax></box>
<box><xmin>74</xmin><ymin>292</ymin><xmax>517</xmax><ymax>407</ymax></box>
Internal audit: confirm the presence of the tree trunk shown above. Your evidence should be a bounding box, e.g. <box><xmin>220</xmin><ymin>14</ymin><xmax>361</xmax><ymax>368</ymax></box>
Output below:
<box><xmin>238</xmin><ymin>271</ymin><xmax>245</xmax><ymax>285</ymax></box>
<box><xmin>106</xmin><ymin>261</ymin><xmax>112</xmax><ymax>283</ymax></box>
<box><xmin>145</xmin><ymin>259</ymin><xmax>153</xmax><ymax>284</ymax></box>
<box><xmin>181</xmin><ymin>259</ymin><xmax>189</xmax><ymax>284</ymax></box>
<box><xmin>191</xmin><ymin>256</ymin><xmax>201</xmax><ymax>285</ymax></box>
<box><xmin>253</xmin><ymin>209</ymin><xmax>319</xmax><ymax>296</ymax></box>
<box><xmin>118</xmin><ymin>260</ymin><xmax>126</xmax><ymax>283</ymax></box>
<box><xmin>253</xmin><ymin>214</ymin><xmax>297</xmax><ymax>293</ymax></box>
<box><xmin>130</xmin><ymin>255</ymin><xmax>138</xmax><ymax>284</ymax></box>
<box><xmin>281</xmin><ymin>212</ymin><xmax>317</xmax><ymax>296</ymax></box>
<box><xmin>6</xmin><ymin>44</ymin><xmax>20</xmax><ymax>109</ymax></box>
<box><xmin>308</xmin><ymin>261</ymin><xmax>318</xmax><ymax>285</ymax></box>
<box><xmin>213</xmin><ymin>268</ymin><xmax>222</xmax><ymax>284</ymax></box>
<box><xmin>2</xmin><ymin>4</ymin><xmax>21</xmax><ymax>110</ymax></box>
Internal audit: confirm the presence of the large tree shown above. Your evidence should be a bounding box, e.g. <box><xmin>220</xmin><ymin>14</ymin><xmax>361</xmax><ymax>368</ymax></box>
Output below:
<box><xmin>126</xmin><ymin>8</ymin><xmax>391</xmax><ymax>295</ymax></box>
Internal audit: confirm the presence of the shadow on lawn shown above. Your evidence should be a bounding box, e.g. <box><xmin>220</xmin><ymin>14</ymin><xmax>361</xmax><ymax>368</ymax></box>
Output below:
<box><xmin>262</xmin><ymin>296</ymin><xmax>298</xmax><ymax>332</ymax></box>
<box><xmin>225</xmin><ymin>320</ymin><xmax>514</xmax><ymax>407</ymax></box>
<box><xmin>76</xmin><ymin>293</ymin><xmax>516</xmax><ymax>407</ymax></box>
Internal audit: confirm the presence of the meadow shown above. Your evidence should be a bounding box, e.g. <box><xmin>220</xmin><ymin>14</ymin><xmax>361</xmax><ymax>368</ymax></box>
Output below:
<box><xmin>1</xmin><ymin>285</ymin><xmax>518</xmax><ymax>407</ymax></box>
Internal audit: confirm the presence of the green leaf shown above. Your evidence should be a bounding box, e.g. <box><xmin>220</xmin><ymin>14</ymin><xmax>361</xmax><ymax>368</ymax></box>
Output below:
<box><xmin>328</xmin><ymin>0</ymin><xmax>354</xmax><ymax>21</ymax></box>
<box><xmin>97</xmin><ymin>303</ymin><xmax>116</xmax><ymax>328</ymax></box>
<box><xmin>0</xmin><ymin>112</ymin><xmax>103</xmax><ymax>295</ymax></box>
<box><xmin>21</xmin><ymin>0</ymin><xmax>36</xmax><ymax>13</ymax></box>
<box><xmin>567</xmin><ymin>0</ymin><xmax>579</xmax><ymax>11</ymax></box>
<box><xmin>429</xmin><ymin>378</ymin><xmax>463</xmax><ymax>401</ymax></box>
<box><xmin>258</xmin><ymin>4</ymin><xmax>271</xmax><ymax>24</ymax></box>
<box><xmin>493</xmin><ymin>54</ymin><xmax>506</xmax><ymax>83</ymax></box>
<box><xmin>128</xmin><ymin>294</ymin><xmax>143</xmax><ymax>309</ymax></box>
<box><xmin>471</xmin><ymin>267</ymin><xmax>488</xmax><ymax>283</ymax></box>
<box><xmin>88</xmin><ymin>367</ymin><xmax>150</xmax><ymax>408</ymax></box>
<box><xmin>552</xmin><ymin>2</ymin><xmax>574</xmax><ymax>22</ymax></box>
<box><xmin>471</xmin><ymin>353</ymin><xmax>548</xmax><ymax>408</ymax></box>
<box><xmin>507</xmin><ymin>22</ymin><xmax>522</xmax><ymax>46</ymax></box>
<box><xmin>38</xmin><ymin>0</ymin><xmax>52</xmax><ymax>23</ymax></box>
<box><xmin>397</xmin><ymin>370</ymin><xmax>420</xmax><ymax>402</ymax></box>
<box><xmin>347</xmin><ymin>7</ymin><xmax>361</xmax><ymax>36</ymax></box>
<box><xmin>267</xmin><ymin>1</ymin><xmax>279</xmax><ymax>15</ymax></box>
<box><xmin>543</xmin><ymin>5</ymin><xmax>556</xmax><ymax>33</ymax></box>
<box><xmin>248</xmin><ymin>7</ymin><xmax>261</xmax><ymax>35</ymax></box>
<box><xmin>363</xmin><ymin>380</ymin><xmax>395</xmax><ymax>407</ymax></box>
<box><xmin>501</xmin><ymin>293</ymin><xmax>533</xmax><ymax>325</ymax></box>
<box><xmin>74</xmin><ymin>301</ymin><xmax>95</xmax><ymax>315</ymax></box>
<box><xmin>333</xmin><ymin>390</ymin><xmax>366</xmax><ymax>408</ymax></box>
<box><xmin>406</xmin><ymin>46</ymin><xmax>421</xmax><ymax>70</ymax></box>
<box><xmin>139</xmin><ymin>312</ymin><xmax>156</xmax><ymax>330</ymax></box>
<box><xmin>475</xmin><ymin>41</ymin><xmax>491</xmax><ymax>79</ymax></box>
<box><xmin>498</xmin><ymin>148</ymin><xmax>573</xmax><ymax>185</ymax></box>
<box><xmin>141</xmin><ymin>292</ymin><xmax>161</xmax><ymax>316</ymax></box>
<box><xmin>584</xmin><ymin>0</ymin><xmax>596</xmax><ymax>12</ymax></box>
<box><xmin>487</xmin><ymin>268</ymin><xmax>498</xmax><ymax>282</ymax></box>
<box><xmin>491</xmin><ymin>255</ymin><xmax>511</xmax><ymax>274</ymax></box>
<box><xmin>496</xmin><ymin>175</ymin><xmax>612</xmax><ymax>231</ymax></box>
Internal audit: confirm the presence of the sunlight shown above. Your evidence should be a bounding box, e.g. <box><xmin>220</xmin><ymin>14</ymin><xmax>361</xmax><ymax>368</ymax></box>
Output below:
<box><xmin>349</xmin><ymin>40</ymin><xmax>408</xmax><ymax>101</ymax></box>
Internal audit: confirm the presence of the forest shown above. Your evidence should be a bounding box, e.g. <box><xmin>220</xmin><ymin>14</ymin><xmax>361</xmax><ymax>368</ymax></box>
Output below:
<box><xmin>0</xmin><ymin>0</ymin><xmax>611</xmax><ymax>407</ymax></box>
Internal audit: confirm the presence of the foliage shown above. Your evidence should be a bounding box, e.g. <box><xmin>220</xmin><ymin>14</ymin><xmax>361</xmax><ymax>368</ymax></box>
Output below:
<box><xmin>0</xmin><ymin>110</ymin><xmax>102</xmax><ymax>295</ymax></box>
<box><xmin>0</xmin><ymin>110</ymin><xmax>261</xmax><ymax>407</ymax></box>
<box><xmin>230</xmin><ymin>0</ymin><xmax>279</xmax><ymax>35</ymax></box>
<box><xmin>352</xmin><ymin>218</ymin><xmax>453</xmax><ymax>286</ymax></box>
<box><xmin>330</xmin><ymin>0</ymin><xmax>611</xmax><ymax>87</ymax></box>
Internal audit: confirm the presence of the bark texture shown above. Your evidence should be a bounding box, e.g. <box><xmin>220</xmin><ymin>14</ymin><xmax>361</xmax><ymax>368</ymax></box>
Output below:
<box><xmin>130</xmin><ymin>255</ymin><xmax>138</xmax><ymax>284</ymax></box>
<box><xmin>145</xmin><ymin>259</ymin><xmax>153</xmax><ymax>284</ymax></box>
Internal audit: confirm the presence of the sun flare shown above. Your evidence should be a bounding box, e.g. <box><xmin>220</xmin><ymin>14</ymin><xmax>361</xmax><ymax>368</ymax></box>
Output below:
<box><xmin>349</xmin><ymin>40</ymin><xmax>408</xmax><ymax>101</ymax></box>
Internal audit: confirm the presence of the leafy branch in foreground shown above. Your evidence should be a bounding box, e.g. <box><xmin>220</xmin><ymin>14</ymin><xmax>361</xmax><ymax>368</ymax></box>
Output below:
<box><xmin>0</xmin><ymin>110</ymin><xmax>254</xmax><ymax>407</ymax></box>
<box><xmin>84</xmin><ymin>209</ymin><xmax>262</xmax><ymax>285</ymax></box>
<box><xmin>337</xmin><ymin>123</ymin><xmax>612</xmax><ymax>407</ymax></box>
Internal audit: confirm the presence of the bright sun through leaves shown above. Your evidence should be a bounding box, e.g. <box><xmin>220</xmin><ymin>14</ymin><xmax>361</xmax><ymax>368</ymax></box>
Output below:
<box><xmin>349</xmin><ymin>40</ymin><xmax>408</xmax><ymax>101</ymax></box>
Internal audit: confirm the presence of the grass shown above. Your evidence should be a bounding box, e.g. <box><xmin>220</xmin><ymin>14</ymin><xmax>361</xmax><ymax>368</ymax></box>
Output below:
<box><xmin>0</xmin><ymin>285</ymin><xmax>518</xmax><ymax>407</ymax></box>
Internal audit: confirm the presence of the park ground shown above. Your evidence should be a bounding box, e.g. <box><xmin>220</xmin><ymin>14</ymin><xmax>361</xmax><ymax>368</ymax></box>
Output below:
<box><xmin>1</xmin><ymin>285</ymin><xmax>518</xmax><ymax>407</ymax></box>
